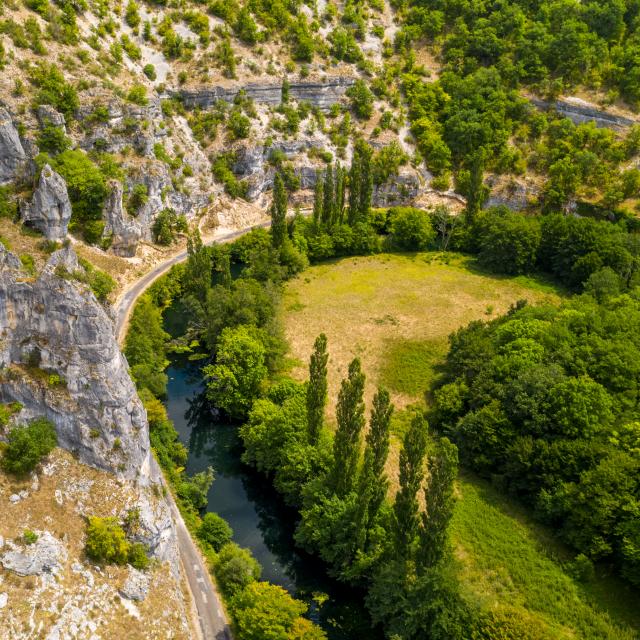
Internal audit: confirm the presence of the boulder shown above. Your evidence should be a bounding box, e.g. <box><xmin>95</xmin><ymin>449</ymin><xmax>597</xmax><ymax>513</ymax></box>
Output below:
<box><xmin>102</xmin><ymin>180</ymin><xmax>142</xmax><ymax>257</ymax></box>
<box><xmin>0</xmin><ymin>107</ymin><xmax>27</xmax><ymax>184</ymax></box>
<box><xmin>36</xmin><ymin>105</ymin><xmax>66</xmax><ymax>133</ymax></box>
<box><xmin>21</xmin><ymin>164</ymin><xmax>72</xmax><ymax>241</ymax></box>
<box><xmin>0</xmin><ymin>531</ymin><xmax>67</xmax><ymax>576</ymax></box>
<box><xmin>120</xmin><ymin>566</ymin><xmax>150</xmax><ymax>601</ymax></box>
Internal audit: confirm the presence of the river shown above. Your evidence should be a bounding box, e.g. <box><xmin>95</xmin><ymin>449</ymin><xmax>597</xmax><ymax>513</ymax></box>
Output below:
<box><xmin>163</xmin><ymin>353</ymin><xmax>383</xmax><ymax>639</ymax></box>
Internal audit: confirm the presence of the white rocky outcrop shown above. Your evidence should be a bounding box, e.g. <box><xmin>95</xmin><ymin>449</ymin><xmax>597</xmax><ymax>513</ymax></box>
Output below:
<box><xmin>0</xmin><ymin>245</ymin><xmax>152</xmax><ymax>482</ymax></box>
<box><xmin>20</xmin><ymin>164</ymin><xmax>72</xmax><ymax>241</ymax></box>
<box><xmin>102</xmin><ymin>180</ymin><xmax>142</xmax><ymax>257</ymax></box>
<box><xmin>120</xmin><ymin>566</ymin><xmax>150</xmax><ymax>601</ymax></box>
<box><xmin>0</xmin><ymin>531</ymin><xmax>67</xmax><ymax>576</ymax></box>
<box><xmin>0</xmin><ymin>106</ymin><xmax>27</xmax><ymax>185</ymax></box>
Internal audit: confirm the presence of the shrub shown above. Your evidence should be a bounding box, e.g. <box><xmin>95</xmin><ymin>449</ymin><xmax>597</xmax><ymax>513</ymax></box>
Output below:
<box><xmin>36</xmin><ymin>123</ymin><xmax>71</xmax><ymax>154</ymax></box>
<box><xmin>127</xmin><ymin>85</ymin><xmax>148</xmax><ymax>106</ymax></box>
<box><xmin>198</xmin><ymin>512</ymin><xmax>233</xmax><ymax>551</ymax></box>
<box><xmin>215</xmin><ymin>542</ymin><xmax>262</xmax><ymax>597</ymax></box>
<box><xmin>23</xmin><ymin>529</ymin><xmax>38</xmax><ymax>545</ymax></box>
<box><xmin>346</xmin><ymin>79</ymin><xmax>374</xmax><ymax>119</ymax></box>
<box><xmin>152</xmin><ymin>208</ymin><xmax>187</xmax><ymax>245</ymax></box>
<box><xmin>128</xmin><ymin>542</ymin><xmax>150</xmax><ymax>570</ymax></box>
<box><xmin>85</xmin><ymin>517</ymin><xmax>129</xmax><ymax>565</ymax></box>
<box><xmin>143</xmin><ymin>64</ymin><xmax>156</xmax><ymax>81</ymax></box>
<box><xmin>29</xmin><ymin>63</ymin><xmax>79</xmax><ymax>119</ymax></box>
<box><xmin>1</xmin><ymin>418</ymin><xmax>57</xmax><ymax>475</ymax></box>
<box><xmin>388</xmin><ymin>207</ymin><xmax>435</xmax><ymax>250</ymax></box>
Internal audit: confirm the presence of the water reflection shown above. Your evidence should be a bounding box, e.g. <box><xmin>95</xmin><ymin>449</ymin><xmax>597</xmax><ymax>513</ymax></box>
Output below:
<box><xmin>164</xmin><ymin>361</ymin><xmax>382</xmax><ymax>639</ymax></box>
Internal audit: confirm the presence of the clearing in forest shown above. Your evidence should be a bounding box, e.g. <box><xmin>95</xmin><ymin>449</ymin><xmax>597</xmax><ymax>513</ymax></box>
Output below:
<box><xmin>282</xmin><ymin>252</ymin><xmax>561</xmax><ymax>412</ymax></box>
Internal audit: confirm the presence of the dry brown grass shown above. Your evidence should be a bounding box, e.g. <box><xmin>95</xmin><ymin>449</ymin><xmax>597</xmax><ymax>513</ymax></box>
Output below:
<box><xmin>281</xmin><ymin>252</ymin><xmax>562</xmax><ymax>414</ymax></box>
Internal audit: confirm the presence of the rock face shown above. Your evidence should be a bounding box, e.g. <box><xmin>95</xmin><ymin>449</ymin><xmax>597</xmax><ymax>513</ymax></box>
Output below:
<box><xmin>0</xmin><ymin>246</ymin><xmax>153</xmax><ymax>482</ymax></box>
<box><xmin>102</xmin><ymin>181</ymin><xmax>142</xmax><ymax>257</ymax></box>
<box><xmin>120</xmin><ymin>566</ymin><xmax>150</xmax><ymax>601</ymax></box>
<box><xmin>36</xmin><ymin>105</ymin><xmax>66</xmax><ymax>133</ymax></box>
<box><xmin>0</xmin><ymin>107</ymin><xmax>27</xmax><ymax>185</ymax></box>
<box><xmin>21</xmin><ymin>164</ymin><xmax>72</xmax><ymax>241</ymax></box>
<box><xmin>1</xmin><ymin>531</ymin><xmax>67</xmax><ymax>576</ymax></box>
<box><xmin>180</xmin><ymin>77</ymin><xmax>356</xmax><ymax>111</ymax></box>
<box><xmin>530</xmin><ymin>96</ymin><xmax>636</xmax><ymax>130</ymax></box>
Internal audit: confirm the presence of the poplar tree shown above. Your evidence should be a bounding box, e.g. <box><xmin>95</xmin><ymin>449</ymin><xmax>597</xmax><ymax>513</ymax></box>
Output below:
<box><xmin>358</xmin><ymin>140</ymin><xmax>373</xmax><ymax>222</ymax></box>
<box><xmin>465</xmin><ymin>151</ymin><xmax>487</xmax><ymax>225</ymax></box>
<box><xmin>322</xmin><ymin>164</ymin><xmax>334</xmax><ymax>227</ymax></box>
<box><xmin>312</xmin><ymin>171</ymin><xmax>324</xmax><ymax>228</ymax></box>
<box><xmin>334</xmin><ymin>162</ymin><xmax>345</xmax><ymax>225</ymax></box>
<box><xmin>306</xmin><ymin>333</ymin><xmax>328</xmax><ymax>445</ymax></box>
<box><xmin>355</xmin><ymin>387</ymin><xmax>393</xmax><ymax>551</ymax></box>
<box><xmin>393</xmin><ymin>413</ymin><xmax>428</xmax><ymax>557</ymax></box>
<box><xmin>271</xmin><ymin>172</ymin><xmax>287</xmax><ymax>248</ymax></box>
<box><xmin>219</xmin><ymin>250</ymin><xmax>232</xmax><ymax>288</ymax></box>
<box><xmin>348</xmin><ymin>151</ymin><xmax>361</xmax><ymax>226</ymax></box>
<box><xmin>185</xmin><ymin>229</ymin><xmax>212</xmax><ymax>303</ymax></box>
<box><xmin>330</xmin><ymin>358</ymin><xmax>366</xmax><ymax>497</ymax></box>
<box><xmin>419</xmin><ymin>438</ymin><xmax>458</xmax><ymax>571</ymax></box>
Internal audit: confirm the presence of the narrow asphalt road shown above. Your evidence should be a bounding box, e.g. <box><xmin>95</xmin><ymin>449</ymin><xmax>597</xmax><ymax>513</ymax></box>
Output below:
<box><xmin>115</xmin><ymin>223</ymin><xmax>268</xmax><ymax>344</ymax></box>
<box><xmin>115</xmin><ymin>222</ymin><xmax>268</xmax><ymax>639</ymax></box>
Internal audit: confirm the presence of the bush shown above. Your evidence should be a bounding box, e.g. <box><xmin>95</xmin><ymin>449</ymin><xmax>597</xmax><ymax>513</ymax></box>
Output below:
<box><xmin>29</xmin><ymin>63</ymin><xmax>79</xmax><ymax>119</ymax></box>
<box><xmin>388</xmin><ymin>207</ymin><xmax>435</xmax><ymax>251</ymax></box>
<box><xmin>152</xmin><ymin>208</ymin><xmax>187</xmax><ymax>245</ymax></box>
<box><xmin>198</xmin><ymin>512</ymin><xmax>233</xmax><ymax>551</ymax></box>
<box><xmin>476</xmin><ymin>209</ymin><xmax>541</xmax><ymax>275</ymax></box>
<box><xmin>36</xmin><ymin>123</ymin><xmax>71</xmax><ymax>154</ymax></box>
<box><xmin>215</xmin><ymin>542</ymin><xmax>262</xmax><ymax>597</ymax></box>
<box><xmin>128</xmin><ymin>542</ymin><xmax>150</xmax><ymax>570</ymax></box>
<box><xmin>23</xmin><ymin>529</ymin><xmax>38</xmax><ymax>545</ymax></box>
<box><xmin>85</xmin><ymin>516</ymin><xmax>129</xmax><ymax>565</ymax></box>
<box><xmin>1</xmin><ymin>418</ymin><xmax>57</xmax><ymax>475</ymax></box>
<box><xmin>127</xmin><ymin>85</ymin><xmax>148</xmax><ymax>106</ymax></box>
<box><xmin>143</xmin><ymin>64</ymin><xmax>156</xmax><ymax>81</ymax></box>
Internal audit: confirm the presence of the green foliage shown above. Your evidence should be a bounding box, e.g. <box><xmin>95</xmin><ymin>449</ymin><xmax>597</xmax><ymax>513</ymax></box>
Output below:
<box><xmin>198</xmin><ymin>512</ymin><xmax>233</xmax><ymax>551</ymax></box>
<box><xmin>0</xmin><ymin>402</ymin><xmax>22</xmax><ymax>428</ymax></box>
<box><xmin>436</xmin><ymin>294</ymin><xmax>640</xmax><ymax>584</ymax></box>
<box><xmin>47</xmin><ymin>150</ymin><xmax>106</xmax><ymax>237</ymax></box>
<box><xmin>125</xmin><ymin>295</ymin><xmax>169</xmax><ymax>397</ymax></box>
<box><xmin>306</xmin><ymin>333</ymin><xmax>328</xmax><ymax>445</ymax></box>
<box><xmin>388</xmin><ymin>207</ymin><xmax>435</xmax><ymax>251</ymax></box>
<box><xmin>128</xmin><ymin>542</ymin><xmax>150</xmax><ymax>570</ymax></box>
<box><xmin>143</xmin><ymin>64</ymin><xmax>156</xmax><ymax>80</ymax></box>
<box><xmin>23</xmin><ymin>529</ymin><xmax>38</xmax><ymax>545</ymax></box>
<box><xmin>127</xmin><ymin>85</ymin><xmax>148</xmax><ymax>106</ymax></box>
<box><xmin>476</xmin><ymin>208</ymin><xmax>541</xmax><ymax>275</ymax></box>
<box><xmin>230</xmin><ymin>581</ymin><xmax>325</xmax><ymax>640</ymax></box>
<box><xmin>270</xmin><ymin>172</ymin><xmax>288</xmax><ymax>249</ymax></box>
<box><xmin>216</xmin><ymin>542</ymin><xmax>262</xmax><ymax>597</ymax></box>
<box><xmin>1</xmin><ymin>418</ymin><xmax>57</xmax><ymax>475</ymax></box>
<box><xmin>212</xmin><ymin>153</ymin><xmax>248</xmax><ymax>199</ymax></box>
<box><xmin>36</xmin><ymin>122</ymin><xmax>70</xmax><ymax>155</ymax></box>
<box><xmin>0</xmin><ymin>186</ymin><xmax>17</xmax><ymax>220</ymax></box>
<box><xmin>372</xmin><ymin>141</ymin><xmax>409</xmax><ymax>185</ymax></box>
<box><xmin>330</xmin><ymin>358</ymin><xmax>366</xmax><ymax>497</ymax></box>
<box><xmin>346</xmin><ymin>79</ymin><xmax>374</xmax><ymax>119</ymax></box>
<box><xmin>178</xmin><ymin>466</ymin><xmax>214</xmax><ymax>510</ymax></box>
<box><xmin>29</xmin><ymin>63</ymin><xmax>79</xmax><ymax>119</ymax></box>
<box><xmin>204</xmin><ymin>325</ymin><xmax>268</xmax><ymax>420</ymax></box>
<box><xmin>85</xmin><ymin>517</ymin><xmax>130</xmax><ymax>565</ymax></box>
<box><xmin>152</xmin><ymin>208</ymin><xmax>187</xmax><ymax>245</ymax></box>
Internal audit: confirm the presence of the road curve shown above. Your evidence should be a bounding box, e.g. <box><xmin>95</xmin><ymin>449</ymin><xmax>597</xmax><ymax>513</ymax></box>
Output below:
<box><xmin>115</xmin><ymin>222</ymin><xmax>268</xmax><ymax>640</ymax></box>
<box><xmin>115</xmin><ymin>223</ymin><xmax>268</xmax><ymax>344</ymax></box>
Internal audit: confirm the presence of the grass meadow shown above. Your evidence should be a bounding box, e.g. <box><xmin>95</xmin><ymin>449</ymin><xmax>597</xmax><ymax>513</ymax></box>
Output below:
<box><xmin>281</xmin><ymin>252</ymin><xmax>639</xmax><ymax>638</ymax></box>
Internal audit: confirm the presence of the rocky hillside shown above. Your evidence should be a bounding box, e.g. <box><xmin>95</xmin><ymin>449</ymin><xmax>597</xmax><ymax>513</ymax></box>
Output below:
<box><xmin>0</xmin><ymin>243</ymin><xmax>193</xmax><ymax>639</ymax></box>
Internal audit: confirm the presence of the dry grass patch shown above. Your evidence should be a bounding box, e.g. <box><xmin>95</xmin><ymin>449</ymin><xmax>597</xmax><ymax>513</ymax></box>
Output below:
<box><xmin>282</xmin><ymin>252</ymin><xmax>562</xmax><ymax>412</ymax></box>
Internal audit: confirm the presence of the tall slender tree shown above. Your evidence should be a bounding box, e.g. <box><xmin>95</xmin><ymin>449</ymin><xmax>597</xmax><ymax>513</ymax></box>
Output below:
<box><xmin>306</xmin><ymin>333</ymin><xmax>328</xmax><ymax>445</ymax></box>
<box><xmin>358</xmin><ymin>141</ymin><xmax>373</xmax><ymax>222</ymax></box>
<box><xmin>334</xmin><ymin>162</ymin><xmax>345</xmax><ymax>225</ymax></box>
<box><xmin>465</xmin><ymin>151</ymin><xmax>487</xmax><ymax>225</ymax></box>
<box><xmin>271</xmin><ymin>172</ymin><xmax>287</xmax><ymax>248</ymax></box>
<box><xmin>418</xmin><ymin>438</ymin><xmax>458</xmax><ymax>571</ymax></box>
<box><xmin>313</xmin><ymin>171</ymin><xmax>324</xmax><ymax>228</ymax></box>
<box><xmin>184</xmin><ymin>229</ymin><xmax>212</xmax><ymax>304</ymax></box>
<box><xmin>330</xmin><ymin>358</ymin><xmax>366</xmax><ymax>497</ymax></box>
<box><xmin>219</xmin><ymin>249</ymin><xmax>232</xmax><ymax>288</ymax></box>
<box><xmin>355</xmin><ymin>388</ymin><xmax>393</xmax><ymax>551</ymax></box>
<box><xmin>348</xmin><ymin>151</ymin><xmax>361</xmax><ymax>226</ymax></box>
<box><xmin>322</xmin><ymin>164</ymin><xmax>334</xmax><ymax>228</ymax></box>
<box><xmin>394</xmin><ymin>413</ymin><xmax>428</xmax><ymax>557</ymax></box>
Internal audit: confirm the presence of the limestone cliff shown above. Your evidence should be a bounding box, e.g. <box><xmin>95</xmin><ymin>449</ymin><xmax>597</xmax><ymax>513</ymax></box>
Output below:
<box><xmin>0</xmin><ymin>245</ymin><xmax>152</xmax><ymax>483</ymax></box>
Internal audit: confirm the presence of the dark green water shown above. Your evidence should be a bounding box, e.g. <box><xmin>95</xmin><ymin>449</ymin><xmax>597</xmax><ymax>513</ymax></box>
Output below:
<box><xmin>164</xmin><ymin>358</ymin><xmax>382</xmax><ymax>639</ymax></box>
